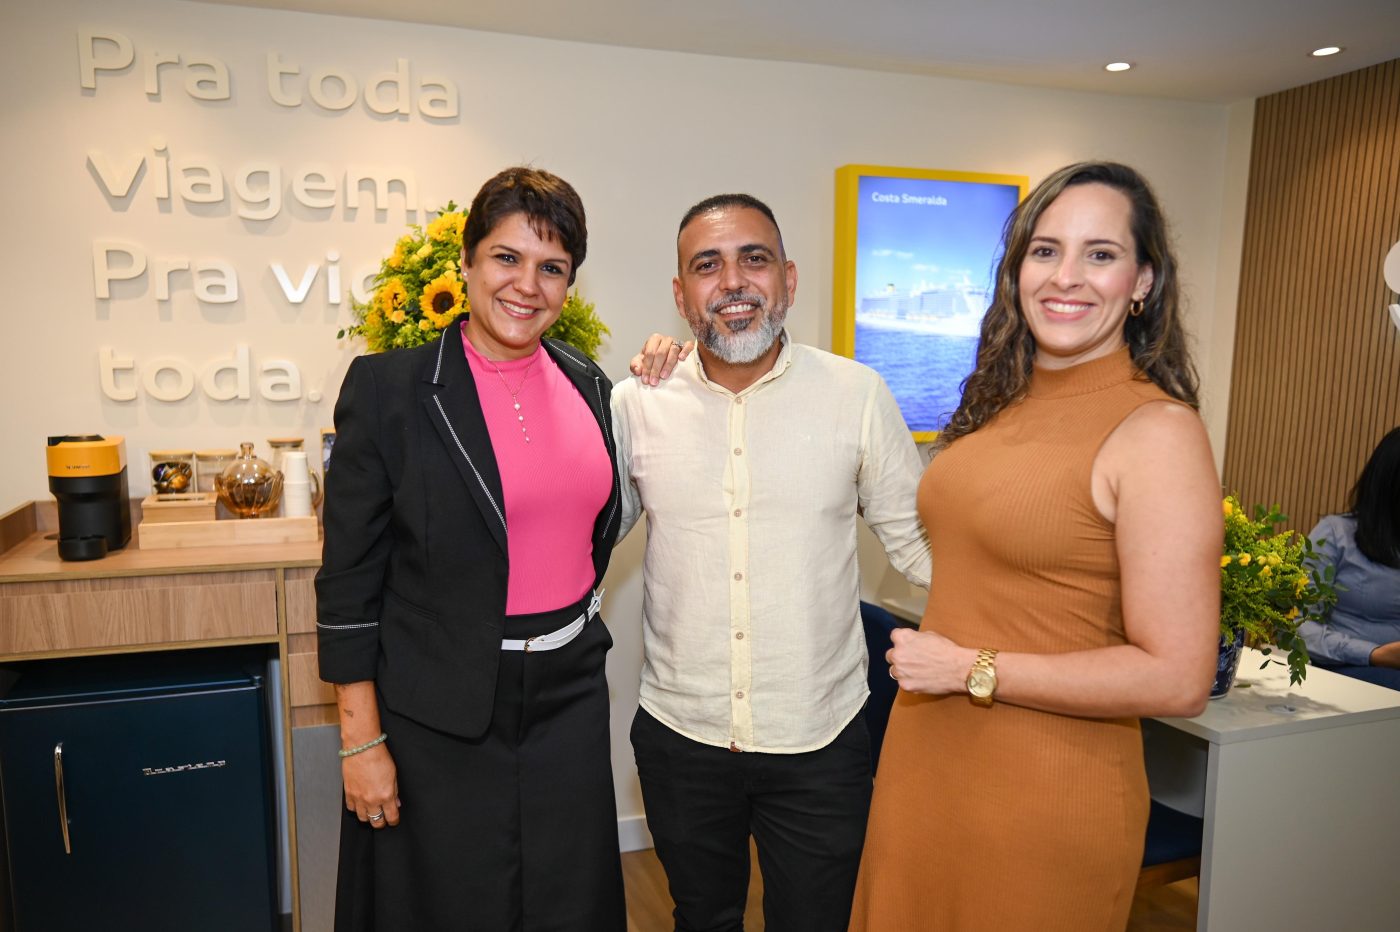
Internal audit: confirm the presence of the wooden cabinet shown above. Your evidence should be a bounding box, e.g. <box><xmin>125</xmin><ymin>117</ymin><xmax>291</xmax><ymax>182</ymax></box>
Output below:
<box><xmin>0</xmin><ymin>571</ymin><xmax>278</xmax><ymax>655</ymax></box>
<box><xmin>0</xmin><ymin>501</ymin><xmax>327</xmax><ymax>932</ymax></box>
<box><xmin>285</xmin><ymin>566</ymin><xmax>337</xmax><ymax>728</ymax></box>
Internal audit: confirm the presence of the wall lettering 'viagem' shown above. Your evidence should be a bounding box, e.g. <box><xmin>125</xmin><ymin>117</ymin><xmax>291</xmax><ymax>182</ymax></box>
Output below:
<box><xmin>79</xmin><ymin>26</ymin><xmax>459</xmax><ymax>403</ymax></box>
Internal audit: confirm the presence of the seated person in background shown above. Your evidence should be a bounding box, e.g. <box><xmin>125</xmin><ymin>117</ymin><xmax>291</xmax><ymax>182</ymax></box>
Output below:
<box><xmin>1299</xmin><ymin>426</ymin><xmax>1400</xmax><ymax>690</ymax></box>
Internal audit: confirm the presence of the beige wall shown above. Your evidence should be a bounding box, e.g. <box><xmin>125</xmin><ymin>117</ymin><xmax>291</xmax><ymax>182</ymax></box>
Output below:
<box><xmin>0</xmin><ymin>0</ymin><xmax>1246</xmax><ymax>842</ymax></box>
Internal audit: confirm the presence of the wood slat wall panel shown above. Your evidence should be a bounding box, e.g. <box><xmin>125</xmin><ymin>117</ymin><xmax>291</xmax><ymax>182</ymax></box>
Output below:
<box><xmin>1224</xmin><ymin>58</ymin><xmax>1400</xmax><ymax>533</ymax></box>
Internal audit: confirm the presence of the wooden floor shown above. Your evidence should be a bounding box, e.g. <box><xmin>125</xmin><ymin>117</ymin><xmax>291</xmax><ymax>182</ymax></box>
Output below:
<box><xmin>622</xmin><ymin>845</ymin><xmax>1197</xmax><ymax>932</ymax></box>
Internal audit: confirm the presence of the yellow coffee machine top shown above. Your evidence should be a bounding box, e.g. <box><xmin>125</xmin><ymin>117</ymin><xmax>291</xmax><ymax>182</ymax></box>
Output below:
<box><xmin>46</xmin><ymin>435</ymin><xmax>127</xmax><ymax>479</ymax></box>
<box><xmin>46</xmin><ymin>435</ymin><xmax>131</xmax><ymax>561</ymax></box>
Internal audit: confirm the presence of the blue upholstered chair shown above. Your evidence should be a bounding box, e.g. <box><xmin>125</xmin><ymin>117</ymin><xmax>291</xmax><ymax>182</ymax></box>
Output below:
<box><xmin>1138</xmin><ymin>801</ymin><xmax>1203</xmax><ymax>889</ymax></box>
<box><xmin>859</xmin><ymin>601</ymin><xmax>907</xmax><ymax>770</ymax></box>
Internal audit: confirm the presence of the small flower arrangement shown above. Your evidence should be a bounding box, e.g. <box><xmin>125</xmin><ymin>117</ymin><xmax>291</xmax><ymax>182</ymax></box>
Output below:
<box><xmin>338</xmin><ymin>202</ymin><xmax>609</xmax><ymax>359</ymax></box>
<box><xmin>1221</xmin><ymin>495</ymin><xmax>1339</xmax><ymax>685</ymax></box>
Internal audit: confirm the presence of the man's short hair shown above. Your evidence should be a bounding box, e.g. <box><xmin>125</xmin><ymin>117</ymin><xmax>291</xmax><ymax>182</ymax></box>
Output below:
<box><xmin>676</xmin><ymin>194</ymin><xmax>784</xmax><ymax>254</ymax></box>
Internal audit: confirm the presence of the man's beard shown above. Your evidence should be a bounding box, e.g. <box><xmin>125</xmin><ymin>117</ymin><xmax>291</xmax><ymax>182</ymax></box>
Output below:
<box><xmin>691</xmin><ymin>291</ymin><xmax>788</xmax><ymax>364</ymax></box>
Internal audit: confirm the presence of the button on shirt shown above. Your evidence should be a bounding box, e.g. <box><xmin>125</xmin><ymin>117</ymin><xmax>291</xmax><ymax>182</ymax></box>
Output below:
<box><xmin>612</xmin><ymin>336</ymin><xmax>931</xmax><ymax>753</ymax></box>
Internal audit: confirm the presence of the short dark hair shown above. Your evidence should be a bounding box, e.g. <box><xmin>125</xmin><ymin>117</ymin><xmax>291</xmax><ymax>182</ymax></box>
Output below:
<box><xmin>463</xmin><ymin>167</ymin><xmax>587</xmax><ymax>285</ymax></box>
<box><xmin>676</xmin><ymin>193</ymin><xmax>784</xmax><ymax>256</ymax></box>
<box><xmin>1351</xmin><ymin>425</ymin><xmax>1400</xmax><ymax>568</ymax></box>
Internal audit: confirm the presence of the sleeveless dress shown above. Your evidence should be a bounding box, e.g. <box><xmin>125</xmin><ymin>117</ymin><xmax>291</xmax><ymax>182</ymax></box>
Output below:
<box><xmin>849</xmin><ymin>349</ymin><xmax>1179</xmax><ymax>931</ymax></box>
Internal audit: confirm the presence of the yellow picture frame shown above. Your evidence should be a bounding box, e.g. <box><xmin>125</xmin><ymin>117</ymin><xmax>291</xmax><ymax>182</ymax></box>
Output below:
<box><xmin>833</xmin><ymin>165</ymin><xmax>1027</xmax><ymax>442</ymax></box>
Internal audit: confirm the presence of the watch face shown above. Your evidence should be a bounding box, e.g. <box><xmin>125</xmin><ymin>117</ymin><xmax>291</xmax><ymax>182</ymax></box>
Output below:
<box><xmin>968</xmin><ymin>668</ymin><xmax>995</xmax><ymax>698</ymax></box>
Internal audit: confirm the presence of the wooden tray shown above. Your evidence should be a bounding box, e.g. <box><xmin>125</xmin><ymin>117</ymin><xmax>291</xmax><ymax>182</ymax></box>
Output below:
<box><xmin>138</xmin><ymin>514</ymin><xmax>319</xmax><ymax>550</ymax></box>
<box><xmin>140</xmin><ymin>493</ymin><xmax>217</xmax><ymax>524</ymax></box>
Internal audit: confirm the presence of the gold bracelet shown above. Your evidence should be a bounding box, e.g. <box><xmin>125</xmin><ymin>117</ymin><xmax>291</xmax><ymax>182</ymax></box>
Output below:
<box><xmin>338</xmin><ymin>732</ymin><xmax>388</xmax><ymax>759</ymax></box>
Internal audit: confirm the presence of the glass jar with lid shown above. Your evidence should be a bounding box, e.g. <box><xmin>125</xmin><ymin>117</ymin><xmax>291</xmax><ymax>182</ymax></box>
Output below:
<box><xmin>194</xmin><ymin>449</ymin><xmax>238</xmax><ymax>495</ymax></box>
<box><xmin>267</xmin><ymin>437</ymin><xmax>322</xmax><ymax>507</ymax></box>
<box><xmin>148</xmin><ymin>449</ymin><xmax>195</xmax><ymax>495</ymax></box>
<box><xmin>216</xmin><ymin>443</ymin><xmax>283</xmax><ymax>518</ymax></box>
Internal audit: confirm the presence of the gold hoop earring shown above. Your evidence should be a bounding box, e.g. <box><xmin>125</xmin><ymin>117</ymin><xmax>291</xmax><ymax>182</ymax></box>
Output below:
<box><xmin>1129</xmin><ymin>298</ymin><xmax>1145</xmax><ymax>317</ymax></box>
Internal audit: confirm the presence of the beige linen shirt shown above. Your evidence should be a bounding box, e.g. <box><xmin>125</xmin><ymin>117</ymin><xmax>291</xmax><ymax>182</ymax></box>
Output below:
<box><xmin>612</xmin><ymin>336</ymin><xmax>931</xmax><ymax>753</ymax></box>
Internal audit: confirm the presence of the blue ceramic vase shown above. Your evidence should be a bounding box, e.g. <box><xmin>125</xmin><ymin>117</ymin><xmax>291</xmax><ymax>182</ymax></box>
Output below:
<box><xmin>1210</xmin><ymin>628</ymin><xmax>1247</xmax><ymax>699</ymax></box>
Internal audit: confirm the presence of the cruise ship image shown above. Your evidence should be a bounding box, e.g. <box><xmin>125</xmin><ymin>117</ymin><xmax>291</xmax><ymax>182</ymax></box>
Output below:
<box><xmin>857</xmin><ymin>282</ymin><xmax>990</xmax><ymax>338</ymax></box>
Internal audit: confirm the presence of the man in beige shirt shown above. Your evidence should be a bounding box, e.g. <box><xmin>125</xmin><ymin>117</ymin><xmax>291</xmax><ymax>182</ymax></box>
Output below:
<box><xmin>612</xmin><ymin>194</ymin><xmax>931</xmax><ymax>932</ymax></box>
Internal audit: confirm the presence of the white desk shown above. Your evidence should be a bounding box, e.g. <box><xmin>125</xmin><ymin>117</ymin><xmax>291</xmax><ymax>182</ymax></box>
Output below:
<box><xmin>877</xmin><ymin>596</ymin><xmax>1400</xmax><ymax>932</ymax></box>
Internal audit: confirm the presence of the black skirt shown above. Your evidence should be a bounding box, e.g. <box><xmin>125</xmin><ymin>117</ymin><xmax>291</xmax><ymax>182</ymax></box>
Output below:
<box><xmin>334</xmin><ymin>598</ymin><xmax>625</xmax><ymax>931</ymax></box>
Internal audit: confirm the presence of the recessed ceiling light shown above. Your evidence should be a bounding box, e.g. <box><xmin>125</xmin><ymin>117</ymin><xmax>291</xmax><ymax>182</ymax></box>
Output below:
<box><xmin>1311</xmin><ymin>46</ymin><xmax>1343</xmax><ymax>57</ymax></box>
<box><xmin>1105</xmin><ymin>62</ymin><xmax>1132</xmax><ymax>72</ymax></box>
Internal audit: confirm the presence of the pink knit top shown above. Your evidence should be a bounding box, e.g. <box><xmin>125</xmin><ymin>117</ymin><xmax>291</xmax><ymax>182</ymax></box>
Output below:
<box><xmin>462</xmin><ymin>330</ymin><xmax>612</xmax><ymax>615</ymax></box>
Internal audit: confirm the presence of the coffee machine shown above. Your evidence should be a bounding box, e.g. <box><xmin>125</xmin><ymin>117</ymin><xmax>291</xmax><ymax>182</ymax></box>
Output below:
<box><xmin>46</xmin><ymin>435</ymin><xmax>131</xmax><ymax>561</ymax></box>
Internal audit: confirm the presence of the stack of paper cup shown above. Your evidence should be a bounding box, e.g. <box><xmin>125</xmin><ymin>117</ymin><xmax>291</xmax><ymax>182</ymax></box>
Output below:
<box><xmin>281</xmin><ymin>451</ymin><xmax>314</xmax><ymax>518</ymax></box>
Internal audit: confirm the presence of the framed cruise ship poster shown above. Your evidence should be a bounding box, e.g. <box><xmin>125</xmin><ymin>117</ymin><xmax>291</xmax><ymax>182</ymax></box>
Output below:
<box><xmin>833</xmin><ymin>165</ymin><xmax>1026</xmax><ymax>441</ymax></box>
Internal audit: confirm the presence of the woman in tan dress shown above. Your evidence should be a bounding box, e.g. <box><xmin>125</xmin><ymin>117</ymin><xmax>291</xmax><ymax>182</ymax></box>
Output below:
<box><xmin>849</xmin><ymin>162</ymin><xmax>1221</xmax><ymax>931</ymax></box>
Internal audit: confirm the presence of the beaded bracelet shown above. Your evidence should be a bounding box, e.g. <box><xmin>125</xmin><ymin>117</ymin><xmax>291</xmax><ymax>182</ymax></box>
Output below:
<box><xmin>338</xmin><ymin>732</ymin><xmax>388</xmax><ymax>759</ymax></box>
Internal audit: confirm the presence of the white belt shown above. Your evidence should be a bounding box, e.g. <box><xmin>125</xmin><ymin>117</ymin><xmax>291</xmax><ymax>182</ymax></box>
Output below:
<box><xmin>501</xmin><ymin>589</ymin><xmax>604</xmax><ymax>653</ymax></box>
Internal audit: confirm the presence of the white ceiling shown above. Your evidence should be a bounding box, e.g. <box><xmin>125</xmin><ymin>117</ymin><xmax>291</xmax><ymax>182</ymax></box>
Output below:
<box><xmin>201</xmin><ymin>0</ymin><xmax>1400</xmax><ymax>103</ymax></box>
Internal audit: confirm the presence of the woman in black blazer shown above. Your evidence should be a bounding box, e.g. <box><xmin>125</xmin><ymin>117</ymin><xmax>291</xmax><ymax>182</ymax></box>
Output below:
<box><xmin>316</xmin><ymin>167</ymin><xmax>625</xmax><ymax>931</ymax></box>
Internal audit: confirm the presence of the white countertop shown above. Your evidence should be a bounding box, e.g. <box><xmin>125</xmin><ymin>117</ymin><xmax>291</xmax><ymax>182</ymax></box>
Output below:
<box><xmin>876</xmin><ymin>593</ymin><xmax>1400</xmax><ymax>743</ymax></box>
<box><xmin>1158</xmin><ymin>647</ymin><xmax>1400</xmax><ymax>744</ymax></box>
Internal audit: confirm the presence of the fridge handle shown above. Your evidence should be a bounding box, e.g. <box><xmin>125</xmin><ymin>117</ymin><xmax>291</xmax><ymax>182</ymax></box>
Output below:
<box><xmin>54</xmin><ymin>741</ymin><xmax>72</xmax><ymax>855</ymax></box>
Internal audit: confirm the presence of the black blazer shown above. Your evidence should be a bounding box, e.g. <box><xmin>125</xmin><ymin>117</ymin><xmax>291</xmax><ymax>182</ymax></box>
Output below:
<box><xmin>315</xmin><ymin>333</ymin><xmax>622</xmax><ymax>739</ymax></box>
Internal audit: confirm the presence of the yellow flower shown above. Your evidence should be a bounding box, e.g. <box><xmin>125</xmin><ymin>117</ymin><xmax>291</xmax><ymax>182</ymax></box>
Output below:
<box><xmin>1220</xmin><ymin>554</ymin><xmax>1231</xmax><ymax>567</ymax></box>
<box><xmin>419</xmin><ymin>272</ymin><xmax>466</xmax><ymax>328</ymax></box>
<box><xmin>389</xmin><ymin>309</ymin><xmax>406</xmax><ymax>324</ymax></box>
<box><xmin>1223</xmin><ymin>499</ymin><xmax>1234</xmax><ymax>517</ymax></box>
<box><xmin>1238</xmin><ymin>553</ymin><xmax>1251</xmax><ymax>566</ymax></box>
<box><xmin>418</xmin><ymin>318</ymin><xmax>432</xmax><ymax>331</ymax></box>
<box><xmin>1268</xmin><ymin>554</ymin><xmax>1281</xmax><ymax>567</ymax></box>
<box><xmin>387</xmin><ymin>237</ymin><xmax>411</xmax><ymax>270</ymax></box>
<box><xmin>426</xmin><ymin>212</ymin><xmax>466</xmax><ymax>243</ymax></box>
<box><xmin>1260</xmin><ymin>565</ymin><xmax>1272</xmax><ymax>578</ymax></box>
<box><xmin>1287</xmin><ymin>607</ymin><xmax>1300</xmax><ymax>619</ymax></box>
<box><xmin>375</xmin><ymin>279</ymin><xmax>408</xmax><ymax>315</ymax></box>
<box><xmin>416</xmin><ymin>242</ymin><xmax>434</xmax><ymax>260</ymax></box>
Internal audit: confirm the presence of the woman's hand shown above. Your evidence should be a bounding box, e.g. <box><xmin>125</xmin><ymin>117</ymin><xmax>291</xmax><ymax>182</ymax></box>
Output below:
<box><xmin>1370</xmin><ymin>641</ymin><xmax>1400</xmax><ymax>669</ymax></box>
<box><xmin>343</xmin><ymin>743</ymin><xmax>401</xmax><ymax>828</ymax></box>
<box><xmin>885</xmin><ymin>627</ymin><xmax>978</xmax><ymax>695</ymax></box>
<box><xmin>629</xmin><ymin>333</ymin><xmax>693</xmax><ymax>386</ymax></box>
<box><xmin>335</xmin><ymin>680</ymin><xmax>398</xmax><ymax>828</ymax></box>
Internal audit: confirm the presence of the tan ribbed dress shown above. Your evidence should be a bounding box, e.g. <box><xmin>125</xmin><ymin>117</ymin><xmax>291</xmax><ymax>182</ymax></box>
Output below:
<box><xmin>849</xmin><ymin>349</ymin><xmax>1177</xmax><ymax>932</ymax></box>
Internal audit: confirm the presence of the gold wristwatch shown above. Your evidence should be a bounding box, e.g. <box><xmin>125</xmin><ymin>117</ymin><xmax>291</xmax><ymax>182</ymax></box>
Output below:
<box><xmin>966</xmin><ymin>648</ymin><xmax>999</xmax><ymax>706</ymax></box>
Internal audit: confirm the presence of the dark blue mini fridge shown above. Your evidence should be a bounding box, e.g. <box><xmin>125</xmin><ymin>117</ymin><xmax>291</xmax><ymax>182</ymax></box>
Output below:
<box><xmin>0</xmin><ymin>648</ymin><xmax>280</xmax><ymax>931</ymax></box>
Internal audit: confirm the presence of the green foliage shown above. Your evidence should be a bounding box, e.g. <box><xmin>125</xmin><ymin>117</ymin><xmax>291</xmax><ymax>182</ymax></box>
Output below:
<box><xmin>1220</xmin><ymin>495</ymin><xmax>1340</xmax><ymax>685</ymax></box>
<box><xmin>336</xmin><ymin>202</ymin><xmax>608</xmax><ymax>361</ymax></box>
<box><xmin>544</xmin><ymin>291</ymin><xmax>610</xmax><ymax>361</ymax></box>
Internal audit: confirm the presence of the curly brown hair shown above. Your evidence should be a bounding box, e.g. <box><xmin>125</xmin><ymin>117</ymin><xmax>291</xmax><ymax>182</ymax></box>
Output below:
<box><xmin>937</xmin><ymin>161</ymin><xmax>1199</xmax><ymax>447</ymax></box>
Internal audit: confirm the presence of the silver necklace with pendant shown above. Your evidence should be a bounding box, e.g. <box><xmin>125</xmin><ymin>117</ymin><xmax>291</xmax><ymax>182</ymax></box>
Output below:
<box><xmin>487</xmin><ymin>352</ymin><xmax>539</xmax><ymax>443</ymax></box>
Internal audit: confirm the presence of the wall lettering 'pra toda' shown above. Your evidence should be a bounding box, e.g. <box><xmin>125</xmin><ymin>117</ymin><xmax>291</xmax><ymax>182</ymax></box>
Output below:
<box><xmin>78</xmin><ymin>27</ymin><xmax>460</xmax><ymax>403</ymax></box>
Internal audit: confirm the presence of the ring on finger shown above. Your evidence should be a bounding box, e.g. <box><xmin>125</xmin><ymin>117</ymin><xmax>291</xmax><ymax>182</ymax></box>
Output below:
<box><xmin>369</xmin><ymin>810</ymin><xmax>385</xmax><ymax>823</ymax></box>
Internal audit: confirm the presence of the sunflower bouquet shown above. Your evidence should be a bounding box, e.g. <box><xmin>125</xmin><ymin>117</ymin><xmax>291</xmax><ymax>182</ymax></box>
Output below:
<box><xmin>1220</xmin><ymin>495</ymin><xmax>1339</xmax><ymax>685</ymax></box>
<box><xmin>340</xmin><ymin>203</ymin><xmax>609</xmax><ymax>358</ymax></box>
